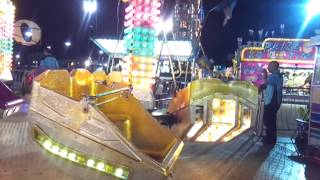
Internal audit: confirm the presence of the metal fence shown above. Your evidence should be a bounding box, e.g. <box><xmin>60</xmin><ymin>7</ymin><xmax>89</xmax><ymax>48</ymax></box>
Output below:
<box><xmin>277</xmin><ymin>94</ymin><xmax>309</xmax><ymax>132</ymax></box>
<box><xmin>255</xmin><ymin>91</ymin><xmax>310</xmax><ymax>137</ymax></box>
<box><xmin>10</xmin><ymin>70</ymin><xmax>30</xmax><ymax>95</ymax></box>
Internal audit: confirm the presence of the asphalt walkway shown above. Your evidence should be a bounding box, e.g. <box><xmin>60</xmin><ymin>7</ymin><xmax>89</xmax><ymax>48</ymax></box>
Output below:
<box><xmin>0</xmin><ymin>111</ymin><xmax>319</xmax><ymax>180</ymax></box>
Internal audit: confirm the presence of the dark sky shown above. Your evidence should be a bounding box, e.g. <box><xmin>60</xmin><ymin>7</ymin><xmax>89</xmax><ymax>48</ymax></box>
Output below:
<box><xmin>12</xmin><ymin>0</ymin><xmax>320</xmax><ymax>65</ymax></box>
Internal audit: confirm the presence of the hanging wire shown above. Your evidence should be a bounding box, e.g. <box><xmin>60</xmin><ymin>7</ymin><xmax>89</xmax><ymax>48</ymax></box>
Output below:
<box><xmin>110</xmin><ymin>0</ymin><xmax>124</xmax><ymax>72</ymax></box>
<box><xmin>169</xmin><ymin>30</ymin><xmax>187</xmax><ymax>78</ymax></box>
<box><xmin>163</xmin><ymin>32</ymin><xmax>177</xmax><ymax>89</ymax></box>
<box><xmin>116</xmin><ymin>0</ymin><xmax>121</xmax><ymax>38</ymax></box>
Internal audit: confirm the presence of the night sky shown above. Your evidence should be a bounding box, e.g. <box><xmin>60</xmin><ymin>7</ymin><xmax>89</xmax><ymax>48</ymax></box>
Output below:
<box><xmin>12</xmin><ymin>0</ymin><xmax>320</xmax><ymax>65</ymax></box>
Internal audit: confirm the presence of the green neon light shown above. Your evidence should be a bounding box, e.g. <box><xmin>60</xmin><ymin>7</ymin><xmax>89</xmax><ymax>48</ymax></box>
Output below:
<box><xmin>124</xmin><ymin>26</ymin><xmax>157</xmax><ymax>57</ymax></box>
<box><xmin>33</xmin><ymin>128</ymin><xmax>130</xmax><ymax>180</ymax></box>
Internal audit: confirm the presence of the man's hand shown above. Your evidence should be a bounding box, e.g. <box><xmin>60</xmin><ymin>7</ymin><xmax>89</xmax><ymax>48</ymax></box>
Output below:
<box><xmin>258</xmin><ymin>83</ymin><xmax>267</xmax><ymax>93</ymax></box>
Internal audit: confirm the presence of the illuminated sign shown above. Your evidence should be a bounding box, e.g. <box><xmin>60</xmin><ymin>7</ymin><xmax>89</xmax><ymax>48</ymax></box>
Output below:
<box><xmin>240</xmin><ymin>38</ymin><xmax>318</xmax><ymax>87</ymax></box>
<box><xmin>241</xmin><ymin>38</ymin><xmax>317</xmax><ymax>64</ymax></box>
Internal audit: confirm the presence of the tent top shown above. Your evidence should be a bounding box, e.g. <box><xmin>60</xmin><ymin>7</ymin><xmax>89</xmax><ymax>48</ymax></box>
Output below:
<box><xmin>92</xmin><ymin>39</ymin><xmax>194</xmax><ymax>60</ymax></box>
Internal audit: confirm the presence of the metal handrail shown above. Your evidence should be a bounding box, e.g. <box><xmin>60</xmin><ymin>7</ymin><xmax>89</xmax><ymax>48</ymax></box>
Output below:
<box><xmin>154</xmin><ymin>97</ymin><xmax>173</xmax><ymax>102</ymax></box>
<box><xmin>95</xmin><ymin>96</ymin><xmax>122</xmax><ymax>106</ymax></box>
<box><xmin>94</xmin><ymin>87</ymin><xmax>130</xmax><ymax>98</ymax></box>
<box><xmin>85</xmin><ymin>86</ymin><xmax>132</xmax><ymax>107</ymax></box>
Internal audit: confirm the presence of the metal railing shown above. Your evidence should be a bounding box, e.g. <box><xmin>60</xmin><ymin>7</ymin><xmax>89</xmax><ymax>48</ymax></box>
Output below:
<box><xmin>255</xmin><ymin>91</ymin><xmax>310</xmax><ymax>137</ymax></box>
<box><xmin>9</xmin><ymin>70</ymin><xmax>30</xmax><ymax>95</ymax></box>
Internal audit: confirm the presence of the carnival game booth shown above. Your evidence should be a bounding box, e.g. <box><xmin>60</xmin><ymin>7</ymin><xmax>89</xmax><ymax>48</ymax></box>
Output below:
<box><xmin>167</xmin><ymin>79</ymin><xmax>258</xmax><ymax>142</ymax></box>
<box><xmin>0</xmin><ymin>81</ymin><xmax>24</xmax><ymax>119</ymax></box>
<box><xmin>240</xmin><ymin>38</ymin><xmax>317</xmax><ymax>131</ymax></box>
<box><xmin>28</xmin><ymin>69</ymin><xmax>183</xmax><ymax>179</ymax></box>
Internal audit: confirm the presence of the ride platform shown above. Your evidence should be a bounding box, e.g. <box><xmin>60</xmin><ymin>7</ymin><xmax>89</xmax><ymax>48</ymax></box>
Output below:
<box><xmin>1</xmin><ymin>111</ymin><xmax>319</xmax><ymax>180</ymax></box>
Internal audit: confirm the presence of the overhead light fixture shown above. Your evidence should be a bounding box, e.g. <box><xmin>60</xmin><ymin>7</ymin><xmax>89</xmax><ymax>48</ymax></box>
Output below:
<box><xmin>155</xmin><ymin>17</ymin><xmax>173</xmax><ymax>34</ymax></box>
<box><xmin>65</xmin><ymin>41</ymin><xmax>71</xmax><ymax>47</ymax></box>
<box><xmin>84</xmin><ymin>59</ymin><xmax>91</xmax><ymax>67</ymax></box>
<box><xmin>306</xmin><ymin>0</ymin><xmax>320</xmax><ymax>19</ymax></box>
<box><xmin>24</xmin><ymin>31</ymin><xmax>32</xmax><ymax>37</ymax></box>
<box><xmin>83</xmin><ymin>0</ymin><xmax>97</xmax><ymax>14</ymax></box>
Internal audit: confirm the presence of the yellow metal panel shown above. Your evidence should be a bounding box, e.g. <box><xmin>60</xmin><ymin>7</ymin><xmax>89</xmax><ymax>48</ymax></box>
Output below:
<box><xmin>92</xmin><ymin>70</ymin><xmax>108</xmax><ymax>81</ymax></box>
<box><xmin>34</xmin><ymin>70</ymin><xmax>71</xmax><ymax>97</ymax></box>
<box><xmin>35</xmin><ymin>69</ymin><xmax>179</xmax><ymax>161</ymax></box>
<box><xmin>91</xmin><ymin>71</ymin><xmax>108</xmax><ymax>95</ymax></box>
<box><xmin>170</xmin><ymin>79</ymin><xmax>258</xmax><ymax>106</ymax></box>
<box><xmin>70</xmin><ymin>69</ymin><xmax>92</xmax><ymax>100</ymax></box>
<box><xmin>168</xmin><ymin>87</ymin><xmax>190</xmax><ymax>114</ymax></box>
<box><xmin>96</xmin><ymin>83</ymin><xmax>178</xmax><ymax>160</ymax></box>
<box><xmin>107</xmin><ymin>71</ymin><xmax>123</xmax><ymax>83</ymax></box>
<box><xmin>106</xmin><ymin>114</ymin><xmax>132</xmax><ymax>142</ymax></box>
<box><xmin>168</xmin><ymin>79</ymin><xmax>258</xmax><ymax>141</ymax></box>
<box><xmin>189</xmin><ymin>79</ymin><xmax>230</xmax><ymax>103</ymax></box>
<box><xmin>228</xmin><ymin>80</ymin><xmax>258</xmax><ymax>105</ymax></box>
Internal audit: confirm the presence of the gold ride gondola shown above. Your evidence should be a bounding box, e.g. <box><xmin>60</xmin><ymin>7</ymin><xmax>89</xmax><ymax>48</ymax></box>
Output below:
<box><xmin>28</xmin><ymin>69</ymin><xmax>184</xmax><ymax>180</ymax></box>
<box><xmin>168</xmin><ymin>79</ymin><xmax>258</xmax><ymax>143</ymax></box>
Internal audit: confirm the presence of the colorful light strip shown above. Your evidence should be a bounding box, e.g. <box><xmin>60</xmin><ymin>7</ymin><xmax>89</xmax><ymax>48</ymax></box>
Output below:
<box><xmin>33</xmin><ymin>126</ymin><xmax>130</xmax><ymax>180</ymax></box>
<box><xmin>123</xmin><ymin>0</ymin><xmax>160</xmax><ymax>86</ymax></box>
<box><xmin>0</xmin><ymin>0</ymin><xmax>15</xmax><ymax>79</ymax></box>
<box><xmin>241</xmin><ymin>57</ymin><xmax>315</xmax><ymax>64</ymax></box>
<box><xmin>262</xmin><ymin>38</ymin><xmax>310</xmax><ymax>46</ymax></box>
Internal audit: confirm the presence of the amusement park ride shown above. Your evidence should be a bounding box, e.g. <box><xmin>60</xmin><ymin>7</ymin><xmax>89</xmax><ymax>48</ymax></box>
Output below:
<box><xmin>2</xmin><ymin>0</ymin><xmax>320</xmax><ymax>179</ymax></box>
<box><xmin>0</xmin><ymin>0</ymin><xmax>24</xmax><ymax>118</ymax></box>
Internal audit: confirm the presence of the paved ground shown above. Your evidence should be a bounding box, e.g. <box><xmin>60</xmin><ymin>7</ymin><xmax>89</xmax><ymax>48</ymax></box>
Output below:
<box><xmin>0</xmin><ymin>109</ymin><xmax>319</xmax><ymax>180</ymax></box>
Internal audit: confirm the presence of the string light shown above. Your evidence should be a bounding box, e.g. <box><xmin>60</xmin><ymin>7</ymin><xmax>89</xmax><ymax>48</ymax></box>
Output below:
<box><xmin>0</xmin><ymin>0</ymin><xmax>15</xmax><ymax>80</ymax></box>
<box><xmin>123</xmin><ymin>0</ymin><xmax>160</xmax><ymax>87</ymax></box>
<box><xmin>34</xmin><ymin>127</ymin><xmax>130</xmax><ymax>180</ymax></box>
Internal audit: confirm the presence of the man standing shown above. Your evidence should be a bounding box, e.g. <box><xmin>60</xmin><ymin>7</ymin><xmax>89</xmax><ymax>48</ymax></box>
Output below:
<box><xmin>39</xmin><ymin>47</ymin><xmax>59</xmax><ymax>70</ymax></box>
<box><xmin>261</xmin><ymin>61</ymin><xmax>283</xmax><ymax>145</ymax></box>
<box><xmin>22</xmin><ymin>47</ymin><xmax>59</xmax><ymax>95</ymax></box>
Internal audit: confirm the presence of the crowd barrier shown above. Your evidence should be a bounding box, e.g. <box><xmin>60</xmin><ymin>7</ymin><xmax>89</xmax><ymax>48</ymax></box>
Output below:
<box><xmin>255</xmin><ymin>89</ymin><xmax>310</xmax><ymax>136</ymax></box>
<box><xmin>10</xmin><ymin>70</ymin><xmax>30</xmax><ymax>94</ymax></box>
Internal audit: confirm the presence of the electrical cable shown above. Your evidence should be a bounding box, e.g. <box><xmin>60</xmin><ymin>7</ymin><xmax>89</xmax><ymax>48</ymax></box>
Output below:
<box><xmin>116</xmin><ymin>0</ymin><xmax>121</xmax><ymax>38</ymax></box>
<box><xmin>196</xmin><ymin>0</ymin><xmax>221</xmax><ymax>60</ymax></box>
<box><xmin>110</xmin><ymin>0</ymin><xmax>124</xmax><ymax>72</ymax></box>
<box><xmin>190</xmin><ymin>0</ymin><xmax>227</xmax><ymax>79</ymax></box>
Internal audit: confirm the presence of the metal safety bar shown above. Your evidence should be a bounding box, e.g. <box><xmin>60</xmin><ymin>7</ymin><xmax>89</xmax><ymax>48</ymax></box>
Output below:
<box><xmin>94</xmin><ymin>87</ymin><xmax>131</xmax><ymax>98</ymax></box>
<box><xmin>81</xmin><ymin>87</ymin><xmax>131</xmax><ymax>112</ymax></box>
<box><xmin>95</xmin><ymin>96</ymin><xmax>122</xmax><ymax>107</ymax></box>
<box><xmin>253</xmin><ymin>94</ymin><xmax>264</xmax><ymax>137</ymax></box>
<box><xmin>154</xmin><ymin>97</ymin><xmax>173</xmax><ymax>102</ymax></box>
